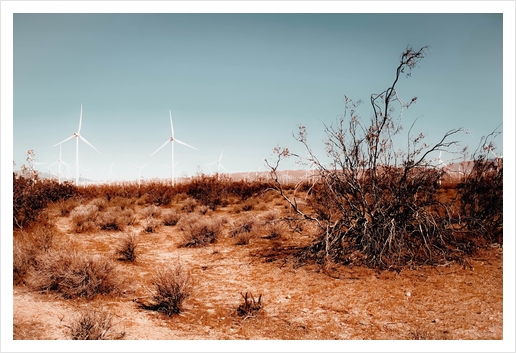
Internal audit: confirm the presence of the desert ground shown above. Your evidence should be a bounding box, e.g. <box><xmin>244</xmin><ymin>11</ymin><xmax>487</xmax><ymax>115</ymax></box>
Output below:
<box><xmin>12</xmin><ymin>181</ymin><xmax>503</xmax><ymax>343</ymax></box>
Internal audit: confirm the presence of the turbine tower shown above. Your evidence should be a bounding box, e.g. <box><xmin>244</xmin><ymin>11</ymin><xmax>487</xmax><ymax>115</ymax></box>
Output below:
<box><xmin>131</xmin><ymin>163</ymin><xmax>146</xmax><ymax>187</ymax></box>
<box><xmin>206</xmin><ymin>150</ymin><xmax>227</xmax><ymax>174</ymax></box>
<box><xmin>53</xmin><ymin>104</ymin><xmax>100</xmax><ymax>186</ymax></box>
<box><xmin>151</xmin><ymin>110</ymin><xmax>198</xmax><ymax>186</ymax></box>
<box><xmin>48</xmin><ymin>145</ymin><xmax>72</xmax><ymax>184</ymax></box>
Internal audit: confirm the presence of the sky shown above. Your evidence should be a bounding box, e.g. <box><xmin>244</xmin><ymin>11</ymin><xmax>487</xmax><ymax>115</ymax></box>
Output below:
<box><xmin>7</xmin><ymin>9</ymin><xmax>508</xmax><ymax>184</ymax></box>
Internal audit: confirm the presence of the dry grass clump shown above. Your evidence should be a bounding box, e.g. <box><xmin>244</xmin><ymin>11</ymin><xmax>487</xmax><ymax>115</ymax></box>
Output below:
<box><xmin>178</xmin><ymin>214</ymin><xmax>223</xmax><ymax>247</ymax></box>
<box><xmin>162</xmin><ymin>208</ymin><xmax>181</xmax><ymax>226</ymax></box>
<box><xmin>150</xmin><ymin>261</ymin><xmax>192</xmax><ymax>316</ymax></box>
<box><xmin>91</xmin><ymin>197</ymin><xmax>108</xmax><ymax>212</ymax></box>
<box><xmin>68</xmin><ymin>309</ymin><xmax>125</xmax><ymax>340</ymax></box>
<box><xmin>180</xmin><ymin>197</ymin><xmax>198</xmax><ymax>213</ymax></box>
<box><xmin>29</xmin><ymin>249</ymin><xmax>121</xmax><ymax>299</ymax></box>
<box><xmin>109</xmin><ymin>195</ymin><xmax>133</xmax><ymax>210</ymax></box>
<box><xmin>140</xmin><ymin>204</ymin><xmax>162</xmax><ymax>219</ymax></box>
<box><xmin>237</xmin><ymin>292</ymin><xmax>262</xmax><ymax>319</ymax></box>
<box><xmin>230</xmin><ymin>216</ymin><xmax>259</xmax><ymax>245</ymax></box>
<box><xmin>70</xmin><ymin>204</ymin><xmax>99</xmax><ymax>233</ymax></box>
<box><xmin>141</xmin><ymin>217</ymin><xmax>163</xmax><ymax>233</ymax></box>
<box><xmin>115</xmin><ymin>232</ymin><xmax>139</xmax><ymax>262</ymax></box>
<box><xmin>13</xmin><ymin>225</ymin><xmax>58</xmax><ymax>284</ymax></box>
<box><xmin>96</xmin><ymin>206</ymin><xmax>136</xmax><ymax>231</ymax></box>
<box><xmin>57</xmin><ymin>198</ymin><xmax>80</xmax><ymax>216</ymax></box>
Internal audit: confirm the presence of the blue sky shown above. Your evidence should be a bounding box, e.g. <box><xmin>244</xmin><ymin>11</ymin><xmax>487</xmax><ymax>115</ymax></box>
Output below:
<box><xmin>9</xmin><ymin>11</ymin><xmax>507</xmax><ymax>183</ymax></box>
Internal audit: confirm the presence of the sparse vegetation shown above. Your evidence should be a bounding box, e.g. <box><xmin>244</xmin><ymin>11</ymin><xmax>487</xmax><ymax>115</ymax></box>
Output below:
<box><xmin>68</xmin><ymin>309</ymin><xmax>125</xmax><ymax>340</ymax></box>
<box><xmin>179</xmin><ymin>215</ymin><xmax>223</xmax><ymax>247</ymax></box>
<box><xmin>28</xmin><ymin>249</ymin><xmax>121</xmax><ymax>299</ymax></box>
<box><xmin>237</xmin><ymin>292</ymin><xmax>262</xmax><ymax>319</ymax></box>
<box><xmin>115</xmin><ymin>232</ymin><xmax>139</xmax><ymax>262</ymax></box>
<box><xmin>150</xmin><ymin>261</ymin><xmax>192</xmax><ymax>316</ymax></box>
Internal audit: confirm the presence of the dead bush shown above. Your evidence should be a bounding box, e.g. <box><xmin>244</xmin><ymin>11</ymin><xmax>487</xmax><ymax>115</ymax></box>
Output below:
<box><xmin>70</xmin><ymin>204</ymin><xmax>99</xmax><ymax>233</ymax></box>
<box><xmin>13</xmin><ymin>225</ymin><xmax>57</xmax><ymax>285</ymax></box>
<box><xmin>68</xmin><ymin>309</ymin><xmax>125</xmax><ymax>340</ymax></box>
<box><xmin>150</xmin><ymin>261</ymin><xmax>192</xmax><ymax>316</ymax></box>
<box><xmin>179</xmin><ymin>215</ymin><xmax>222</xmax><ymax>247</ymax></box>
<box><xmin>237</xmin><ymin>292</ymin><xmax>262</xmax><ymax>319</ymax></box>
<box><xmin>115</xmin><ymin>232</ymin><xmax>139</xmax><ymax>262</ymax></box>
<box><xmin>181</xmin><ymin>197</ymin><xmax>197</xmax><ymax>213</ymax></box>
<box><xmin>142</xmin><ymin>216</ymin><xmax>163</xmax><ymax>233</ymax></box>
<box><xmin>57</xmin><ymin>198</ymin><xmax>79</xmax><ymax>216</ymax></box>
<box><xmin>91</xmin><ymin>197</ymin><xmax>108</xmax><ymax>212</ymax></box>
<box><xmin>29</xmin><ymin>249</ymin><xmax>121</xmax><ymax>299</ymax></box>
<box><xmin>96</xmin><ymin>206</ymin><xmax>136</xmax><ymax>231</ymax></box>
<box><xmin>162</xmin><ymin>209</ymin><xmax>181</xmax><ymax>226</ymax></box>
<box><xmin>140</xmin><ymin>204</ymin><xmax>162</xmax><ymax>219</ymax></box>
<box><xmin>109</xmin><ymin>196</ymin><xmax>133</xmax><ymax>210</ymax></box>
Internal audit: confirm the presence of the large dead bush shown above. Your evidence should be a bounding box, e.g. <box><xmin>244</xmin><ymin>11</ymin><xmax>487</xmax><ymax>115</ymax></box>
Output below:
<box><xmin>267</xmin><ymin>46</ymin><xmax>479</xmax><ymax>270</ymax></box>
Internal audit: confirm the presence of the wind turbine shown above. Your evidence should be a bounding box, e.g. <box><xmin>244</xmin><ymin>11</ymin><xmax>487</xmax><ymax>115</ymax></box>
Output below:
<box><xmin>131</xmin><ymin>163</ymin><xmax>146</xmax><ymax>187</ymax></box>
<box><xmin>437</xmin><ymin>151</ymin><xmax>448</xmax><ymax>169</ymax></box>
<box><xmin>206</xmin><ymin>150</ymin><xmax>227</xmax><ymax>175</ymax></box>
<box><xmin>53</xmin><ymin>104</ymin><xmax>100</xmax><ymax>186</ymax></box>
<box><xmin>151</xmin><ymin>110</ymin><xmax>198</xmax><ymax>186</ymax></box>
<box><xmin>48</xmin><ymin>145</ymin><xmax>73</xmax><ymax>184</ymax></box>
<box><xmin>104</xmin><ymin>162</ymin><xmax>115</xmax><ymax>185</ymax></box>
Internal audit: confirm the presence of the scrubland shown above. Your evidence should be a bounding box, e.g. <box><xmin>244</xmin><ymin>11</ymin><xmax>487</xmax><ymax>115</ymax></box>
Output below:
<box><xmin>12</xmin><ymin>168</ymin><xmax>503</xmax><ymax>341</ymax></box>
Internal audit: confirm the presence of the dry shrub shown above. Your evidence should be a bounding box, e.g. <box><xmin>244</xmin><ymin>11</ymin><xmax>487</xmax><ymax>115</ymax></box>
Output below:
<box><xmin>91</xmin><ymin>197</ymin><xmax>108</xmax><ymax>212</ymax></box>
<box><xmin>150</xmin><ymin>261</ymin><xmax>192</xmax><ymax>316</ymax></box>
<box><xmin>241</xmin><ymin>197</ymin><xmax>259</xmax><ymax>212</ymax></box>
<box><xmin>162</xmin><ymin>208</ymin><xmax>181</xmax><ymax>226</ymax></box>
<box><xmin>179</xmin><ymin>215</ymin><xmax>222</xmax><ymax>247</ymax></box>
<box><xmin>57</xmin><ymin>198</ymin><xmax>79</xmax><ymax>216</ymax></box>
<box><xmin>142</xmin><ymin>216</ymin><xmax>162</xmax><ymax>233</ymax></box>
<box><xmin>109</xmin><ymin>195</ymin><xmax>133</xmax><ymax>210</ymax></box>
<box><xmin>237</xmin><ymin>292</ymin><xmax>262</xmax><ymax>319</ymax></box>
<box><xmin>70</xmin><ymin>204</ymin><xmax>99</xmax><ymax>233</ymax></box>
<box><xmin>264</xmin><ymin>221</ymin><xmax>288</xmax><ymax>240</ymax></box>
<box><xmin>68</xmin><ymin>309</ymin><xmax>125</xmax><ymax>340</ymax></box>
<box><xmin>230</xmin><ymin>216</ymin><xmax>260</xmax><ymax>245</ymax></box>
<box><xmin>96</xmin><ymin>206</ymin><xmax>136</xmax><ymax>231</ymax></box>
<box><xmin>140</xmin><ymin>204</ymin><xmax>162</xmax><ymax>219</ymax></box>
<box><xmin>29</xmin><ymin>249</ymin><xmax>121</xmax><ymax>299</ymax></box>
<box><xmin>13</xmin><ymin>225</ymin><xmax>58</xmax><ymax>285</ymax></box>
<box><xmin>181</xmin><ymin>197</ymin><xmax>198</xmax><ymax>213</ymax></box>
<box><xmin>115</xmin><ymin>232</ymin><xmax>139</xmax><ymax>262</ymax></box>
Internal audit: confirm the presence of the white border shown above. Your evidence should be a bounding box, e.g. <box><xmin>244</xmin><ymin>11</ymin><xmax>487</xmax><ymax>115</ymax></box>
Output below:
<box><xmin>2</xmin><ymin>1</ymin><xmax>514</xmax><ymax>352</ymax></box>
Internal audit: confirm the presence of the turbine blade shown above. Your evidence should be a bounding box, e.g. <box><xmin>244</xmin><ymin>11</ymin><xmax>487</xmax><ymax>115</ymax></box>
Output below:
<box><xmin>61</xmin><ymin>160</ymin><xmax>73</xmax><ymax>170</ymax></box>
<box><xmin>53</xmin><ymin>134</ymin><xmax>76</xmax><ymax>147</ymax></box>
<box><xmin>169</xmin><ymin>110</ymin><xmax>174</xmax><ymax>137</ymax></box>
<box><xmin>78</xmin><ymin>104</ymin><xmax>83</xmax><ymax>134</ymax></box>
<box><xmin>48</xmin><ymin>161</ymin><xmax>58</xmax><ymax>168</ymax></box>
<box><xmin>219</xmin><ymin>150</ymin><xmax>224</xmax><ymax>162</ymax></box>
<box><xmin>206</xmin><ymin>162</ymin><xmax>217</xmax><ymax>166</ymax></box>
<box><xmin>151</xmin><ymin>139</ymin><xmax>170</xmax><ymax>156</ymax></box>
<box><xmin>130</xmin><ymin>163</ymin><xmax>138</xmax><ymax>168</ymax></box>
<box><xmin>220</xmin><ymin>163</ymin><xmax>228</xmax><ymax>172</ymax></box>
<box><xmin>175</xmin><ymin>138</ymin><xmax>198</xmax><ymax>150</ymax></box>
<box><xmin>141</xmin><ymin>164</ymin><xmax>147</xmax><ymax>169</ymax></box>
<box><xmin>79</xmin><ymin>135</ymin><xmax>100</xmax><ymax>153</ymax></box>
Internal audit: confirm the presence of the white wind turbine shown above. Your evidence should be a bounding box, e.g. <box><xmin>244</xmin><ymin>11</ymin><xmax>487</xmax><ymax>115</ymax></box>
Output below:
<box><xmin>105</xmin><ymin>162</ymin><xmax>115</xmax><ymax>185</ymax></box>
<box><xmin>48</xmin><ymin>145</ymin><xmax>73</xmax><ymax>184</ymax></box>
<box><xmin>151</xmin><ymin>110</ymin><xmax>198</xmax><ymax>186</ymax></box>
<box><xmin>131</xmin><ymin>163</ymin><xmax>146</xmax><ymax>187</ymax></box>
<box><xmin>206</xmin><ymin>150</ymin><xmax>227</xmax><ymax>175</ymax></box>
<box><xmin>53</xmin><ymin>104</ymin><xmax>100</xmax><ymax>186</ymax></box>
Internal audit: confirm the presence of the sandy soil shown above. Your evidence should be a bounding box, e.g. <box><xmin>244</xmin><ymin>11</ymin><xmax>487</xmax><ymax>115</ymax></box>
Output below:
<box><xmin>12</xmin><ymin>200</ymin><xmax>503</xmax><ymax>345</ymax></box>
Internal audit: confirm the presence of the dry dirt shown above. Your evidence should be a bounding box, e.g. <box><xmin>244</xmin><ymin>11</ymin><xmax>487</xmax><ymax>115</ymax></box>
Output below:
<box><xmin>12</xmin><ymin>199</ymin><xmax>503</xmax><ymax>345</ymax></box>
